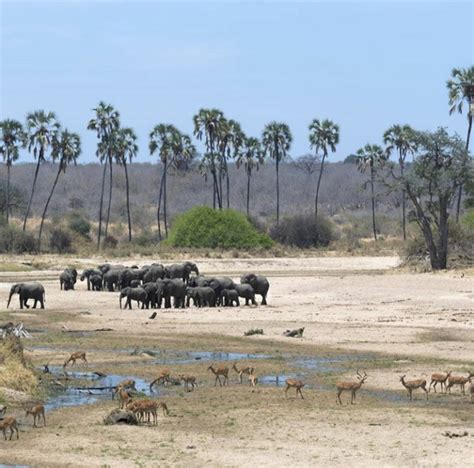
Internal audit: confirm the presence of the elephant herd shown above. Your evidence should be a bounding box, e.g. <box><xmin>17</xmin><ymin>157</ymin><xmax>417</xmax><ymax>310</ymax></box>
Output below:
<box><xmin>56</xmin><ymin>262</ymin><xmax>270</xmax><ymax>310</ymax></box>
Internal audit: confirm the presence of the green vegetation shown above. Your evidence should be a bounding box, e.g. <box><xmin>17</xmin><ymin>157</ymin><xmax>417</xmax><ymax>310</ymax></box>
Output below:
<box><xmin>166</xmin><ymin>206</ymin><xmax>273</xmax><ymax>249</ymax></box>
<box><xmin>0</xmin><ymin>224</ymin><xmax>37</xmax><ymax>253</ymax></box>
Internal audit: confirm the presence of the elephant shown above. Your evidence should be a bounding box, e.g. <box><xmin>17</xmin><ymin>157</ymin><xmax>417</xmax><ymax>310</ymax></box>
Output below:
<box><xmin>103</xmin><ymin>268</ymin><xmax>125</xmax><ymax>292</ymax></box>
<box><xmin>188</xmin><ymin>275</ymin><xmax>211</xmax><ymax>288</ymax></box>
<box><xmin>186</xmin><ymin>286</ymin><xmax>216</xmax><ymax>308</ymax></box>
<box><xmin>220</xmin><ymin>289</ymin><xmax>240</xmax><ymax>307</ymax></box>
<box><xmin>118</xmin><ymin>268</ymin><xmax>142</xmax><ymax>289</ymax></box>
<box><xmin>60</xmin><ymin>268</ymin><xmax>77</xmax><ymax>290</ymax></box>
<box><xmin>240</xmin><ymin>274</ymin><xmax>270</xmax><ymax>305</ymax></box>
<box><xmin>234</xmin><ymin>284</ymin><xmax>258</xmax><ymax>306</ymax></box>
<box><xmin>89</xmin><ymin>274</ymin><xmax>103</xmax><ymax>291</ymax></box>
<box><xmin>142</xmin><ymin>264</ymin><xmax>165</xmax><ymax>283</ymax></box>
<box><xmin>80</xmin><ymin>269</ymin><xmax>102</xmax><ymax>291</ymax></box>
<box><xmin>186</xmin><ymin>287</ymin><xmax>201</xmax><ymax>307</ymax></box>
<box><xmin>208</xmin><ymin>277</ymin><xmax>236</xmax><ymax>305</ymax></box>
<box><xmin>119</xmin><ymin>287</ymin><xmax>148</xmax><ymax>309</ymax></box>
<box><xmin>98</xmin><ymin>264</ymin><xmax>125</xmax><ymax>275</ymax></box>
<box><xmin>130</xmin><ymin>279</ymin><xmax>141</xmax><ymax>288</ymax></box>
<box><xmin>7</xmin><ymin>282</ymin><xmax>45</xmax><ymax>309</ymax></box>
<box><xmin>142</xmin><ymin>282</ymin><xmax>160</xmax><ymax>308</ymax></box>
<box><xmin>160</xmin><ymin>278</ymin><xmax>187</xmax><ymax>308</ymax></box>
<box><xmin>165</xmin><ymin>262</ymin><xmax>199</xmax><ymax>284</ymax></box>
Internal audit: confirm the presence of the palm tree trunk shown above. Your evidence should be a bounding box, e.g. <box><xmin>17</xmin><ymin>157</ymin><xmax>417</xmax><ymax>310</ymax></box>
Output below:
<box><xmin>157</xmin><ymin>161</ymin><xmax>165</xmax><ymax>239</ymax></box>
<box><xmin>246</xmin><ymin>169</ymin><xmax>251</xmax><ymax>217</ymax></box>
<box><xmin>400</xmin><ymin>159</ymin><xmax>406</xmax><ymax>241</ymax></box>
<box><xmin>226</xmin><ymin>167</ymin><xmax>230</xmax><ymax>209</ymax></box>
<box><xmin>38</xmin><ymin>164</ymin><xmax>61</xmax><ymax>251</ymax></box>
<box><xmin>6</xmin><ymin>162</ymin><xmax>11</xmax><ymax>224</ymax></box>
<box><xmin>105</xmin><ymin>156</ymin><xmax>113</xmax><ymax>237</ymax></box>
<box><xmin>314</xmin><ymin>153</ymin><xmax>326</xmax><ymax>222</ymax></box>
<box><xmin>124</xmin><ymin>161</ymin><xmax>132</xmax><ymax>242</ymax></box>
<box><xmin>455</xmin><ymin>112</ymin><xmax>472</xmax><ymax>222</ymax></box>
<box><xmin>370</xmin><ymin>164</ymin><xmax>377</xmax><ymax>241</ymax></box>
<box><xmin>276</xmin><ymin>154</ymin><xmax>280</xmax><ymax>224</ymax></box>
<box><xmin>163</xmin><ymin>161</ymin><xmax>168</xmax><ymax>237</ymax></box>
<box><xmin>23</xmin><ymin>149</ymin><xmax>43</xmax><ymax>231</ymax></box>
<box><xmin>97</xmin><ymin>160</ymin><xmax>107</xmax><ymax>249</ymax></box>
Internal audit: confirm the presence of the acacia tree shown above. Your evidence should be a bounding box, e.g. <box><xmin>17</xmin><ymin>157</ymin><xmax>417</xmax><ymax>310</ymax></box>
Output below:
<box><xmin>236</xmin><ymin>137</ymin><xmax>265</xmax><ymax>217</ymax></box>
<box><xmin>193</xmin><ymin>109</ymin><xmax>224</xmax><ymax>209</ymax></box>
<box><xmin>113</xmin><ymin>128</ymin><xmax>138</xmax><ymax>242</ymax></box>
<box><xmin>38</xmin><ymin>130</ymin><xmax>81</xmax><ymax>251</ymax></box>
<box><xmin>262</xmin><ymin>122</ymin><xmax>292</xmax><ymax>224</ymax></box>
<box><xmin>0</xmin><ymin>119</ymin><xmax>25</xmax><ymax>224</ymax></box>
<box><xmin>355</xmin><ymin>144</ymin><xmax>388</xmax><ymax>241</ymax></box>
<box><xmin>87</xmin><ymin>102</ymin><xmax>120</xmax><ymax>248</ymax></box>
<box><xmin>382</xmin><ymin>128</ymin><xmax>470</xmax><ymax>270</ymax></box>
<box><xmin>24</xmin><ymin>111</ymin><xmax>60</xmax><ymax>231</ymax></box>
<box><xmin>383</xmin><ymin>124</ymin><xmax>417</xmax><ymax>240</ymax></box>
<box><xmin>308</xmin><ymin>119</ymin><xmax>339</xmax><ymax>222</ymax></box>
<box><xmin>447</xmin><ymin>66</ymin><xmax>474</xmax><ymax>222</ymax></box>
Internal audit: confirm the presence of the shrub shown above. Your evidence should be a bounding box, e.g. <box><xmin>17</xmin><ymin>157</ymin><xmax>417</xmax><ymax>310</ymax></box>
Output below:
<box><xmin>68</xmin><ymin>213</ymin><xmax>91</xmax><ymax>237</ymax></box>
<box><xmin>166</xmin><ymin>206</ymin><xmax>273</xmax><ymax>249</ymax></box>
<box><xmin>269</xmin><ymin>214</ymin><xmax>335</xmax><ymax>248</ymax></box>
<box><xmin>134</xmin><ymin>230</ymin><xmax>160</xmax><ymax>247</ymax></box>
<box><xmin>0</xmin><ymin>225</ymin><xmax>37</xmax><ymax>253</ymax></box>
<box><xmin>49</xmin><ymin>228</ymin><xmax>74</xmax><ymax>253</ymax></box>
<box><xmin>103</xmin><ymin>235</ymin><xmax>118</xmax><ymax>249</ymax></box>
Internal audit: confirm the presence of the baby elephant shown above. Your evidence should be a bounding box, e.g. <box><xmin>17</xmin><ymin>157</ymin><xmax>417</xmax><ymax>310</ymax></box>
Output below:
<box><xmin>220</xmin><ymin>289</ymin><xmax>240</xmax><ymax>307</ymax></box>
<box><xmin>119</xmin><ymin>287</ymin><xmax>148</xmax><ymax>309</ymax></box>
<box><xmin>90</xmin><ymin>274</ymin><xmax>103</xmax><ymax>291</ymax></box>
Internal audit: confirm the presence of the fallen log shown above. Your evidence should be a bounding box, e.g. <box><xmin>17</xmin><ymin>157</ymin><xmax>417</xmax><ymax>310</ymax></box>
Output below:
<box><xmin>0</xmin><ymin>322</ymin><xmax>33</xmax><ymax>339</ymax></box>
<box><xmin>283</xmin><ymin>327</ymin><xmax>305</xmax><ymax>338</ymax></box>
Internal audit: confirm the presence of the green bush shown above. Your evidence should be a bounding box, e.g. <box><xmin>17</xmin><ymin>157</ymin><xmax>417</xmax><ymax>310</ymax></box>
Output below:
<box><xmin>49</xmin><ymin>228</ymin><xmax>74</xmax><ymax>253</ymax></box>
<box><xmin>269</xmin><ymin>214</ymin><xmax>335</xmax><ymax>248</ymax></box>
<box><xmin>166</xmin><ymin>206</ymin><xmax>273</xmax><ymax>249</ymax></box>
<box><xmin>0</xmin><ymin>225</ymin><xmax>37</xmax><ymax>253</ymax></box>
<box><xmin>68</xmin><ymin>213</ymin><xmax>91</xmax><ymax>237</ymax></box>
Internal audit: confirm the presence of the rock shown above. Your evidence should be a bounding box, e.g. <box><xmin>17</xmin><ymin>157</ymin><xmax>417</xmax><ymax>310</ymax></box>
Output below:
<box><xmin>103</xmin><ymin>409</ymin><xmax>138</xmax><ymax>425</ymax></box>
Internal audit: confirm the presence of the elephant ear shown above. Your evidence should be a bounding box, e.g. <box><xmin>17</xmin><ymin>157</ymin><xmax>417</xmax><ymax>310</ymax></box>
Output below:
<box><xmin>14</xmin><ymin>284</ymin><xmax>22</xmax><ymax>293</ymax></box>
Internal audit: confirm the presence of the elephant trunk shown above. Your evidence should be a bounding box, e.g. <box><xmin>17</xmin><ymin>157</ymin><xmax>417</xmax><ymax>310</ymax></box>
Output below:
<box><xmin>7</xmin><ymin>289</ymin><xmax>14</xmax><ymax>308</ymax></box>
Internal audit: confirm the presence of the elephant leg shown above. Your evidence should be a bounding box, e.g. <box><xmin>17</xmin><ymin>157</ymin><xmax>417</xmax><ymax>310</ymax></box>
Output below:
<box><xmin>40</xmin><ymin>298</ymin><xmax>44</xmax><ymax>309</ymax></box>
<box><xmin>245</xmin><ymin>298</ymin><xmax>249</xmax><ymax>306</ymax></box>
<box><xmin>261</xmin><ymin>295</ymin><xmax>267</xmax><ymax>305</ymax></box>
<box><xmin>33</xmin><ymin>299</ymin><xmax>38</xmax><ymax>309</ymax></box>
<box><xmin>236</xmin><ymin>298</ymin><xmax>240</xmax><ymax>307</ymax></box>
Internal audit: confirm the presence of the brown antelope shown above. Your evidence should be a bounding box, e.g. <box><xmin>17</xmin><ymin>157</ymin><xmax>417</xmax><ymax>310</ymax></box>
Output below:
<box><xmin>117</xmin><ymin>388</ymin><xmax>132</xmax><ymax>409</ymax></box>
<box><xmin>336</xmin><ymin>370</ymin><xmax>368</xmax><ymax>405</ymax></box>
<box><xmin>248</xmin><ymin>374</ymin><xmax>258</xmax><ymax>387</ymax></box>
<box><xmin>232</xmin><ymin>363</ymin><xmax>255</xmax><ymax>384</ymax></box>
<box><xmin>429</xmin><ymin>371</ymin><xmax>451</xmax><ymax>393</ymax></box>
<box><xmin>149</xmin><ymin>369</ymin><xmax>171</xmax><ymax>390</ymax></box>
<box><xmin>0</xmin><ymin>416</ymin><xmax>19</xmax><ymax>440</ymax></box>
<box><xmin>400</xmin><ymin>375</ymin><xmax>429</xmax><ymax>400</ymax></box>
<box><xmin>208</xmin><ymin>364</ymin><xmax>229</xmax><ymax>387</ymax></box>
<box><xmin>127</xmin><ymin>400</ymin><xmax>169</xmax><ymax>424</ymax></box>
<box><xmin>180</xmin><ymin>374</ymin><xmax>197</xmax><ymax>392</ymax></box>
<box><xmin>63</xmin><ymin>351</ymin><xmax>88</xmax><ymax>368</ymax></box>
<box><xmin>284</xmin><ymin>379</ymin><xmax>305</xmax><ymax>399</ymax></box>
<box><xmin>446</xmin><ymin>372</ymin><xmax>474</xmax><ymax>395</ymax></box>
<box><xmin>112</xmin><ymin>379</ymin><xmax>136</xmax><ymax>400</ymax></box>
<box><xmin>25</xmin><ymin>404</ymin><xmax>46</xmax><ymax>427</ymax></box>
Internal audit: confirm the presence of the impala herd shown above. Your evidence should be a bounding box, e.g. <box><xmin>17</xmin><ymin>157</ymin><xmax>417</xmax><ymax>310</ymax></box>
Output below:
<box><xmin>0</xmin><ymin>350</ymin><xmax>472</xmax><ymax>441</ymax></box>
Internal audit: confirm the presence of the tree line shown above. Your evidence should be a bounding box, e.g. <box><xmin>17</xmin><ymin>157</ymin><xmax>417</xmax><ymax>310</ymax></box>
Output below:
<box><xmin>0</xmin><ymin>66</ymin><xmax>473</xmax><ymax>269</ymax></box>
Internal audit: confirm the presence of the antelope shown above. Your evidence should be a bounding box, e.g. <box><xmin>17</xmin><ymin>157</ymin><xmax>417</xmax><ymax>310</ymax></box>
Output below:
<box><xmin>208</xmin><ymin>365</ymin><xmax>229</xmax><ymax>387</ymax></box>
<box><xmin>248</xmin><ymin>374</ymin><xmax>258</xmax><ymax>387</ymax></box>
<box><xmin>112</xmin><ymin>379</ymin><xmax>136</xmax><ymax>400</ymax></box>
<box><xmin>336</xmin><ymin>370</ymin><xmax>368</xmax><ymax>405</ymax></box>
<box><xmin>127</xmin><ymin>400</ymin><xmax>169</xmax><ymax>424</ymax></box>
<box><xmin>429</xmin><ymin>371</ymin><xmax>451</xmax><ymax>393</ymax></box>
<box><xmin>149</xmin><ymin>369</ymin><xmax>171</xmax><ymax>390</ymax></box>
<box><xmin>180</xmin><ymin>374</ymin><xmax>197</xmax><ymax>392</ymax></box>
<box><xmin>284</xmin><ymin>379</ymin><xmax>305</xmax><ymax>399</ymax></box>
<box><xmin>0</xmin><ymin>416</ymin><xmax>19</xmax><ymax>440</ymax></box>
<box><xmin>63</xmin><ymin>352</ymin><xmax>87</xmax><ymax>368</ymax></box>
<box><xmin>400</xmin><ymin>375</ymin><xmax>428</xmax><ymax>400</ymax></box>
<box><xmin>117</xmin><ymin>388</ymin><xmax>132</xmax><ymax>409</ymax></box>
<box><xmin>25</xmin><ymin>404</ymin><xmax>46</xmax><ymax>427</ymax></box>
<box><xmin>232</xmin><ymin>363</ymin><xmax>255</xmax><ymax>384</ymax></box>
<box><xmin>446</xmin><ymin>372</ymin><xmax>474</xmax><ymax>395</ymax></box>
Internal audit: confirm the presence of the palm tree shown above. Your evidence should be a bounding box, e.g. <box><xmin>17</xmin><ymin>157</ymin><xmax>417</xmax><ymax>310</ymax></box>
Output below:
<box><xmin>23</xmin><ymin>111</ymin><xmax>60</xmax><ymax>231</ymax></box>
<box><xmin>236</xmin><ymin>137</ymin><xmax>265</xmax><ymax>217</ymax></box>
<box><xmin>38</xmin><ymin>130</ymin><xmax>81</xmax><ymax>251</ymax></box>
<box><xmin>87</xmin><ymin>102</ymin><xmax>120</xmax><ymax>248</ymax></box>
<box><xmin>383</xmin><ymin>124</ymin><xmax>417</xmax><ymax>240</ymax></box>
<box><xmin>0</xmin><ymin>119</ymin><xmax>25</xmax><ymax>224</ymax></box>
<box><xmin>308</xmin><ymin>119</ymin><xmax>340</xmax><ymax>222</ymax></box>
<box><xmin>262</xmin><ymin>122</ymin><xmax>292</xmax><ymax>224</ymax></box>
<box><xmin>447</xmin><ymin>66</ymin><xmax>474</xmax><ymax>221</ymax></box>
<box><xmin>113</xmin><ymin>127</ymin><xmax>138</xmax><ymax>242</ymax></box>
<box><xmin>149</xmin><ymin>124</ymin><xmax>180</xmax><ymax>238</ymax></box>
<box><xmin>193</xmin><ymin>108</ymin><xmax>224</xmax><ymax>209</ymax></box>
<box><xmin>355</xmin><ymin>144</ymin><xmax>388</xmax><ymax>241</ymax></box>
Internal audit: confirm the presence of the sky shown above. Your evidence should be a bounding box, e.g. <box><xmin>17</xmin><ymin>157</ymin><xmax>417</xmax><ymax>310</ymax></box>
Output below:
<box><xmin>1</xmin><ymin>1</ymin><xmax>473</xmax><ymax>163</ymax></box>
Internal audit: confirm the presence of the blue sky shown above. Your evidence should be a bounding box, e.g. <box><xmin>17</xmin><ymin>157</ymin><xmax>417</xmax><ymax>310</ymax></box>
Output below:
<box><xmin>1</xmin><ymin>1</ymin><xmax>473</xmax><ymax>163</ymax></box>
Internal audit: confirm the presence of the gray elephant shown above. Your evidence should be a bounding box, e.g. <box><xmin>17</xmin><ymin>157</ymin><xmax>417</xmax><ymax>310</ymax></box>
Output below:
<box><xmin>118</xmin><ymin>268</ymin><xmax>142</xmax><ymax>289</ymax></box>
<box><xmin>142</xmin><ymin>264</ymin><xmax>165</xmax><ymax>283</ymax></box>
<box><xmin>103</xmin><ymin>268</ymin><xmax>125</xmax><ymax>292</ymax></box>
<box><xmin>60</xmin><ymin>268</ymin><xmax>78</xmax><ymax>290</ymax></box>
<box><xmin>7</xmin><ymin>282</ymin><xmax>46</xmax><ymax>309</ymax></box>
<box><xmin>80</xmin><ymin>269</ymin><xmax>102</xmax><ymax>290</ymax></box>
<box><xmin>186</xmin><ymin>286</ymin><xmax>216</xmax><ymax>308</ymax></box>
<box><xmin>160</xmin><ymin>278</ymin><xmax>187</xmax><ymax>308</ymax></box>
<box><xmin>90</xmin><ymin>274</ymin><xmax>103</xmax><ymax>291</ymax></box>
<box><xmin>240</xmin><ymin>274</ymin><xmax>270</xmax><ymax>305</ymax></box>
<box><xmin>142</xmin><ymin>282</ymin><xmax>160</xmax><ymax>308</ymax></box>
<box><xmin>235</xmin><ymin>284</ymin><xmax>257</xmax><ymax>306</ymax></box>
<box><xmin>220</xmin><ymin>289</ymin><xmax>240</xmax><ymax>307</ymax></box>
<box><xmin>119</xmin><ymin>287</ymin><xmax>148</xmax><ymax>309</ymax></box>
<box><xmin>208</xmin><ymin>277</ymin><xmax>236</xmax><ymax>305</ymax></box>
<box><xmin>188</xmin><ymin>275</ymin><xmax>211</xmax><ymax>288</ymax></box>
<box><xmin>165</xmin><ymin>262</ymin><xmax>199</xmax><ymax>284</ymax></box>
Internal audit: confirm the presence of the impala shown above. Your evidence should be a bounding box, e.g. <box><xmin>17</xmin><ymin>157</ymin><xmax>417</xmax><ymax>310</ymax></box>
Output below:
<box><xmin>248</xmin><ymin>374</ymin><xmax>258</xmax><ymax>387</ymax></box>
<box><xmin>25</xmin><ymin>404</ymin><xmax>46</xmax><ymax>427</ymax></box>
<box><xmin>149</xmin><ymin>369</ymin><xmax>171</xmax><ymax>390</ymax></box>
<box><xmin>400</xmin><ymin>375</ymin><xmax>428</xmax><ymax>400</ymax></box>
<box><xmin>336</xmin><ymin>370</ymin><xmax>368</xmax><ymax>405</ymax></box>
<box><xmin>284</xmin><ymin>379</ymin><xmax>305</xmax><ymax>399</ymax></box>
<box><xmin>232</xmin><ymin>363</ymin><xmax>255</xmax><ymax>384</ymax></box>
<box><xmin>429</xmin><ymin>371</ymin><xmax>451</xmax><ymax>393</ymax></box>
<box><xmin>446</xmin><ymin>372</ymin><xmax>474</xmax><ymax>395</ymax></box>
<box><xmin>63</xmin><ymin>351</ymin><xmax>87</xmax><ymax>368</ymax></box>
<box><xmin>208</xmin><ymin>364</ymin><xmax>229</xmax><ymax>387</ymax></box>
<box><xmin>179</xmin><ymin>374</ymin><xmax>197</xmax><ymax>392</ymax></box>
<box><xmin>0</xmin><ymin>416</ymin><xmax>19</xmax><ymax>440</ymax></box>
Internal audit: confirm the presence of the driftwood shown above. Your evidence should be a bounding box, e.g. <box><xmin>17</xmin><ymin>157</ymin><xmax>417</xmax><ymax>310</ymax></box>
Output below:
<box><xmin>244</xmin><ymin>328</ymin><xmax>264</xmax><ymax>336</ymax></box>
<box><xmin>443</xmin><ymin>431</ymin><xmax>468</xmax><ymax>438</ymax></box>
<box><xmin>283</xmin><ymin>327</ymin><xmax>305</xmax><ymax>338</ymax></box>
<box><xmin>61</xmin><ymin>325</ymin><xmax>113</xmax><ymax>333</ymax></box>
<box><xmin>0</xmin><ymin>322</ymin><xmax>32</xmax><ymax>339</ymax></box>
